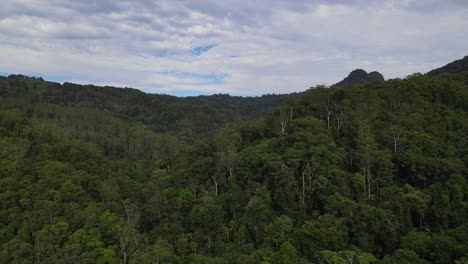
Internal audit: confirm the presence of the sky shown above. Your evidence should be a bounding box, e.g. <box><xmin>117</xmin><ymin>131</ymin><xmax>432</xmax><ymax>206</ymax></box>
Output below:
<box><xmin>1</xmin><ymin>0</ymin><xmax>467</xmax><ymax>96</ymax></box>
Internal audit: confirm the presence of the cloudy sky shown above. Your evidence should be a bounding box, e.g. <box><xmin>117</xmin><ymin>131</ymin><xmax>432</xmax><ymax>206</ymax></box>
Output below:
<box><xmin>1</xmin><ymin>0</ymin><xmax>467</xmax><ymax>96</ymax></box>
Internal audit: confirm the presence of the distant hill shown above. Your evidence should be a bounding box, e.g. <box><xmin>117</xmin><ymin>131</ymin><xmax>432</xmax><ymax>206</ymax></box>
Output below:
<box><xmin>0</xmin><ymin>60</ymin><xmax>467</xmax><ymax>264</ymax></box>
<box><xmin>427</xmin><ymin>55</ymin><xmax>468</xmax><ymax>76</ymax></box>
<box><xmin>333</xmin><ymin>69</ymin><xmax>384</xmax><ymax>87</ymax></box>
<box><xmin>0</xmin><ymin>75</ymin><xmax>293</xmax><ymax>139</ymax></box>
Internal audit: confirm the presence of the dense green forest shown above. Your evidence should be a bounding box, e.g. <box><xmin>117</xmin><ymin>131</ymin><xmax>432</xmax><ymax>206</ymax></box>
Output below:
<box><xmin>0</xmin><ymin>75</ymin><xmax>292</xmax><ymax>140</ymax></box>
<box><xmin>0</xmin><ymin>64</ymin><xmax>467</xmax><ymax>263</ymax></box>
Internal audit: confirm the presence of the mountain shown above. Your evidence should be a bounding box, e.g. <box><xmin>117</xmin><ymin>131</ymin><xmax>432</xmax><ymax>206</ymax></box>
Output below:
<box><xmin>0</xmin><ymin>74</ymin><xmax>294</xmax><ymax>139</ymax></box>
<box><xmin>0</xmin><ymin>64</ymin><xmax>467</xmax><ymax>263</ymax></box>
<box><xmin>427</xmin><ymin>55</ymin><xmax>468</xmax><ymax>76</ymax></box>
<box><xmin>333</xmin><ymin>69</ymin><xmax>384</xmax><ymax>87</ymax></box>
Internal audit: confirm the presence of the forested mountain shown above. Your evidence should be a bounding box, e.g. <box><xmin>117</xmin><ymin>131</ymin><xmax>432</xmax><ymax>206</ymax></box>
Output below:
<box><xmin>0</xmin><ymin>75</ymin><xmax>292</xmax><ymax>139</ymax></box>
<box><xmin>0</xmin><ymin>61</ymin><xmax>467</xmax><ymax>264</ymax></box>
<box><xmin>333</xmin><ymin>69</ymin><xmax>384</xmax><ymax>87</ymax></box>
<box><xmin>427</xmin><ymin>55</ymin><xmax>468</xmax><ymax>76</ymax></box>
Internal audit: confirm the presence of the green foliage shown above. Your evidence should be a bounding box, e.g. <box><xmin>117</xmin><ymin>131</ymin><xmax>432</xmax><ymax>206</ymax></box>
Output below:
<box><xmin>0</xmin><ymin>70</ymin><xmax>467</xmax><ymax>263</ymax></box>
<box><xmin>380</xmin><ymin>249</ymin><xmax>429</xmax><ymax>264</ymax></box>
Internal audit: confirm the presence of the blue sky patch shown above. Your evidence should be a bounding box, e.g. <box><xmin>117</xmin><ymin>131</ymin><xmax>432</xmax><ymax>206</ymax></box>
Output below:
<box><xmin>152</xmin><ymin>45</ymin><xmax>216</xmax><ymax>58</ymax></box>
<box><xmin>38</xmin><ymin>73</ymin><xmax>71</xmax><ymax>83</ymax></box>
<box><xmin>0</xmin><ymin>71</ymin><xmax>71</xmax><ymax>83</ymax></box>
<box><xmin>191</xmin><ymin>45</ymin><xmax>216</xmax><ymax>56</ymax></box>
<box><xmin>153</xmin><ymin>49</ymin><xmax>179</xmax><ymax>58</ymax></box>
<box><xmin>161</xmin><ymin>71</ymin><xmax>228</xmax><ymax>85</ymax></box>
<box><xmin>164</xmin><ymin>90</ymin><xmax>213</xmax><ymax>97</ymax></box>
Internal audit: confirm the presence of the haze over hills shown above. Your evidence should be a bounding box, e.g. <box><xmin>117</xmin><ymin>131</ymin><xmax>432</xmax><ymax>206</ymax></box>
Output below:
<box><xmin>0</xmin><ymin>56</ymin><xmax>467</xmax><ymax>263</ymax></box>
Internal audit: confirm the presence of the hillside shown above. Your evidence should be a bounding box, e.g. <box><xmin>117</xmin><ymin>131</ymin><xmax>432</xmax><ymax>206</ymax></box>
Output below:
<box><xmin>0</xmin><ymin>75</ymin><xmax>293</xmax><ymax>140</ymax></box>
<box><xmin>427</xmin><ymin>55</ymin><xmax>468</xmax><ymax>76</ymax></box>
<box><xmin>0</xmin><ymin>66</ymin><xmax>467</xmax><ymax>263</ymax></box>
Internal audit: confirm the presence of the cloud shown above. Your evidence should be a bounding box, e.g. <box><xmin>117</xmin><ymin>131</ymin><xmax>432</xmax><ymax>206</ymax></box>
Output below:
<box><xmin>0</xmin><ymin>0</ymin><xmax>467</xmax><ymax>95</ymax></box>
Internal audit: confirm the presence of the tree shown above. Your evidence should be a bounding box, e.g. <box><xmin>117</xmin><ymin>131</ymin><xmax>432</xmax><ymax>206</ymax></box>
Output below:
<box><xmin>267</xmin><ymin>215</ymin><xmax>293</xmax><ymax>249</ymax></box>
<box><xmin>355</xmin><ymin>123</ymin><xmax>378</xmax><ymax>198</ymax></box>
<box><xmin>119</xmin><ymin>202</ymin><xmax>141</xmax><ymax>264</ymax></box>
<box><xmin>383</xmin><ymin>125</ymin><xmax>406</xmax><ymax>154</ymax></box>
<box><xmin>243</xmin><ymin>187</ymin><xmax>273</xmax><ymax>247</ymax></box>
<box><xmin>299</xmin><ymin>214</ymin><xmax>348</xmax><ymax>260</ymax></box>
<box><xmin>190</xmin><ymin>196</ymin><xmax>223</xmax><ymax>252</ymax></box>
<box><xmin>119</xmin><ymin>224</ymin><xmax>139</xmax><ymax>264</ymax></box>
<box><xmin>380</xmin><ymin>249</ymin><xmax>428</xmax><ymax>264</ymax></box>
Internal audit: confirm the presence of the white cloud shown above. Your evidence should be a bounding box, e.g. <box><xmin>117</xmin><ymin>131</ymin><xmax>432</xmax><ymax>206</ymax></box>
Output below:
<box><xmin>0</xmin><ymin>0</ymin><xmax>467</xmax><ymax>95</ymax></box>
